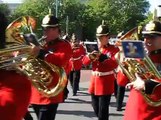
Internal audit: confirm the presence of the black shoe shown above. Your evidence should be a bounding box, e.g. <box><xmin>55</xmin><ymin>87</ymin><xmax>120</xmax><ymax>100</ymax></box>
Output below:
<box><xmin>73</xmin><ymin>93</ymin><xmax>77</xmax><ymax>96</ymax></box>
<box><xmin>116</xmin><ymin>108</ymin><xmax>122</xmax><ymax>111</ymax></box>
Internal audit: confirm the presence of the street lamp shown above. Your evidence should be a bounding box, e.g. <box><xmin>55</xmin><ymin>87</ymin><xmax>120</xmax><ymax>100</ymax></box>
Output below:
<box><xmin>55</xmin><ymin>0</ymin><xmax>58</xmax><ymax>17</ymax></box>
<box><xmin>66</xmin><ymin>16</ymin><xmax>69</xmax><ymax>34</ymax></box>
<box><xmin>51</xmin><ymin>0</ymin><xmax>59</xmax><ymax>17</ymax></box>
<box><xmin>54</xmin><ymin>0</ymin><xmax>62</xmax><ymax>17</ymax></box>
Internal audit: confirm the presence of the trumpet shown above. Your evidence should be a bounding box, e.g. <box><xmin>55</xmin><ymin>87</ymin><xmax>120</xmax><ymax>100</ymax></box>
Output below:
<box><xmin>38</xmin><ymin>36</ymin><xmax>47</xmax><ymax>46</ymax></box>
<box><xmin>88</xmin><ymin>51</ymin><xmax>101</xmax><ymax>61</ymax></box>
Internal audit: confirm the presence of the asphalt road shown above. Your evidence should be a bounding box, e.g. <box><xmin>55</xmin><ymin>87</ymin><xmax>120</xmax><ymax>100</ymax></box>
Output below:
<box><xmin>28</xmin><ymin>70</ymin><xmax>129</xmax><ymax>120</ymax></box>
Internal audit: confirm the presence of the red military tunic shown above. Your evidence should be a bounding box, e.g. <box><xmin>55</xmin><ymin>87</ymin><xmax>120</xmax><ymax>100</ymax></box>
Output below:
<box><xmin>117</xmin><ymin>70</ymin><xmax>129</xmax><ymax>87</ymax></box>
<box><xmin>0</xmin><ymin>70</ymin><xmax>31</xmax><ymax>120</ymax></box>
<box><xmin>64</xmin><ymin>60</ymin><xmax>72</xmax><ymax>76</ymax></box>
<box><xmin>30</xmin><ymin>39</ymin><xmax>72</xmax><ymax>104</ymax></box>
<box><xmin>70</xmin><ymin>43</ymin><xmax>86</xmax><ymax>71</ymax></box>
<box><xmin>121</xmin><ymin>49</ymin><xmax>161</xmax><ymax>120</ymax></box>
<box><xmin>83</xmin><ymin>44</ymin><xmax>119</xmax><ymax>95</ymax></box>
<box><xmin>115</xmin><ymin>51</ymin><xmax>129</xmax><ymax>87</ymax></box>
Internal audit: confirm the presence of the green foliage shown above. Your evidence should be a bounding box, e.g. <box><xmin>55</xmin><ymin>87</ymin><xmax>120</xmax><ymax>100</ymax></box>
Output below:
<box><xmin>140</xmin><ymin>12</ymin><xmax>153</xmax><ymax>25</ymax></box>
<box><xmin>60</xmin><ymin>0</ymin><xmax>90</xmax><ymax>39</ymax></box>
<box><xmin>11</xmin><ymin>0</ymin><xmax>88</xmax><ymax>38</ymax></box>
<box><xmin>0</xmin><ymin>3</ymin><xmax>11</xmax><ymax>20</ymax></box>
<box><xmin>86</xmin><ymin>0</ymin><xmax>150</xmax><ymax>36</ymax></box>
<box><xmin>11</xmin><ymin>0</ymin><xmax>150</xmax><ymax>40</ymax></box>
<box><xmin>11</xmin><ymin>0</ymin><xmax>51</xmax><ymax>37</ymax></box>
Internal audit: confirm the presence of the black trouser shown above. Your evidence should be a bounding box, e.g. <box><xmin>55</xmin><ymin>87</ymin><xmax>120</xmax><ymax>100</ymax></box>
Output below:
<box><xmin>24</xmin><ymin>110</ymin><xmax>33</xmax><ymax>120</ymax></box>
<box><xmin>31</xmin><ymin>104</ymin><xmax>58</xmax><ymax>120</ymax></box>
<box><xmin>69</xmin><ymin>70</ymin><xmax>81</xmax><ymax>95</ymax></box>
<box><xmin>114</xmin><ymin>79</ymin><xmax>118</xmax><ymax>98</ymax></box>
<box><xmin>91</xmin><ymin>94</ymin><xmax>111</xmax><ymax>120</ymax></box>
<box><xmin>116</xmin><ymin>85</ymin><xmax>125</xmax><ymax>110</ymax></box>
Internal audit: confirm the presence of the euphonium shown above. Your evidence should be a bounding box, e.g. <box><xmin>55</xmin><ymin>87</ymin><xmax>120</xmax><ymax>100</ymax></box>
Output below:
<box><xmin>2</xmin><ymin>16</ymin><xmax>67</xmax><ymax>97</ymax></box>
<box><xmin>115</xmin><ymin>27</ymin><xmax>161</xmax><ymax>107</ymax></box>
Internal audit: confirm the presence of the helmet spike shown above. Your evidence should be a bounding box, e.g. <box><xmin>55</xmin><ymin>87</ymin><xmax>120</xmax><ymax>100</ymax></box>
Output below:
<box><xmin>102</xmin><ymin>20</ymin><xmax>105</xmax><ymax>25</ymax></box>
<box><xmin>48</xmin><ymin>7</ymin><xmax>52</xmax><ymax>15</ymax></box>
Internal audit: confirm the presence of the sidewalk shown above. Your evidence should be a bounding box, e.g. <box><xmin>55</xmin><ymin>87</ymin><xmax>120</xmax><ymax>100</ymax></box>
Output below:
<box><xmin>29</xmin><ymin>70</ymin><xmax>129</xmax><ymax>120</ymax></box>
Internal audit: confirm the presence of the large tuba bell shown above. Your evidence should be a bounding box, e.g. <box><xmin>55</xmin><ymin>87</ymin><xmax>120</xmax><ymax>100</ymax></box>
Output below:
<box><xmin>2</xmin><ymin>16</ymin><xmax>67</xmax><ymax>97</ymax></box>
<box><xmin>115</xmin><ymin>26</ymin><xmax>161</xmax><ymax>107</ymax></box>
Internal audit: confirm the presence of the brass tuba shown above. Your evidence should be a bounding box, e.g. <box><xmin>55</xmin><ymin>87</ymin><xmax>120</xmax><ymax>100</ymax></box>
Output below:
<box><xmin>2</xmin><ymin>16</ymin><xmax>67</xmax><ymax>97</ymax></box>
<box><xmin>115</xmin><ymin>26</ymin><xmax>161</xmax><ymax>107</ymax></box>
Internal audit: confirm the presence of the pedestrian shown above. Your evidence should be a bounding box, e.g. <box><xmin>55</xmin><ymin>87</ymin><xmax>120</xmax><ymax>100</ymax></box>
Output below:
<box><xmin>0</xmin><ymin>12</ymin><xmax>32</xmax><ymax>120</ymax></box>
<box><xmin>118</xmin><ymin>20</ymin><xmax>161</xmax><ymax>120</ymax></box>
<box><xmin>29</xmin><ymin>13</ymin><xmax>72</xmax><ymax>120</ymax></box>
<box><xmin>69</xmin><ymin>33</ymin><xmax>86</xmax><ymax>96</ymax></box>
<box><xmin>83</xmin><ymin>21</ymin><xmax>119</xmax><ymax>120</ymax></box>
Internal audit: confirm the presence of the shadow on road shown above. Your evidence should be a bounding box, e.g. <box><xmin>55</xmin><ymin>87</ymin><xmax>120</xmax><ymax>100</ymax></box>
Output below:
<box><xmin>57</xmin><ymin>110</ymin><xmax>124</xmax><ymax>118</ymax></box>
<box><xmin>57</xmin><ymin>110</ymin><xmax>96</xmax><ymax>118</ymax></box>
<box><xmin>109</xmin><ymin>113</ymin><xmax>124</xmax><ymax>117</ymax></box>
<box><xmin>66</xmin><ymin>97</ymin><xmax>91</xmax><ymax>104</ymax></box>
<box><xmin>77</xmin><ymin>91</ymin><xmax>90</xmax><ymax>96</ymax></box>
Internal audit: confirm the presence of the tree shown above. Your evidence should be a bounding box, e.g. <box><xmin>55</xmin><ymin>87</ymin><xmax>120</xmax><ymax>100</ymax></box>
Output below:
<box><xmin>0</xmin><ymin>3</ymin><xmax>11</xmax><ymax>20</ymax></box>
<box><xmin>60</xmin><ymin>0</ymin><xmax>90</xmax><ymax>40</ymax></box>
<box><xmin>11</xmin><ymin>0</ymin><xmax>88</xmax><ymax>39</ymax></box>
<box><xmin>86</xmin><ymin>0</ymin><xmax>150</xmax><ymax>36</ymax></box>
<box><xmin>11</xmin><ymin>0</ymin><xmax>150</xmax><ymax>41</ymax></box>
<box><xmin>11</xmin><ymin>0</ymin><xmax>54</xmax><ymax>37</ymax></box>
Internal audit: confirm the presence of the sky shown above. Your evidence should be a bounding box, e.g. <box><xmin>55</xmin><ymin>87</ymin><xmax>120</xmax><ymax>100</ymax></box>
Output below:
<box><xmin>149</xmin><ymin>0</ymin><xmax>161</xmax><ymax>12</ymax></box>
<box><xmin>2</xmin><ymin>0</ymin><xmax>161</xmax><ymax>12</ymax></box>
<box><xmin>2</xmin><ymin>0</ymin><xmax>22</xmax><ymax>3</ymax></box>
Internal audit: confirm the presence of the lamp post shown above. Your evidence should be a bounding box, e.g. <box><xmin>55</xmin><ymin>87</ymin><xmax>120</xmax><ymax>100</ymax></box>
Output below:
<box><xmin>55</xmin><ymin>0</ymin><xmax>58</xmax><ymax>17</ymax></box>
<box><xmin>66</xmin><ymin>16</ymin><xmax>69</xmax><ymax>34</ymax></box>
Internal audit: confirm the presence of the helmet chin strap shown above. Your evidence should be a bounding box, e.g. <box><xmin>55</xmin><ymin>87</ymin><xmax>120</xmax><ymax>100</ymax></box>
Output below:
<box><xmin>147</xmin><ymin>43</ymin><xmax>152</xmax><ymax>46</ymax></box>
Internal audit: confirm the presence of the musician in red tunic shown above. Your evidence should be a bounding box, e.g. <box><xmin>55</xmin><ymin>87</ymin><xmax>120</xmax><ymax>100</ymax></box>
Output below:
<box><xmin>0</xmin><ymin>12</ymin><xmax>32</xmax><ymax>120</ymax></box>
<box><xmin>69</xmin><ymin>33</ymin><xmax>86</xmax><ymax>96</ymax></box>
<box><xmin>29</xmin><ymin>14</ymin><xmax>72</xmax><ymax>120</ymax></box>
<box><xmin>118</xmin><ymin>20</ymin><xmax>161</xmax><ymax>120</ymax></box>
<box><xmin>115</xmin><ymin>31</ymin><xmax>126</xmax><ymax>111</ymax></box>
<box><xmin>83</xmin><ymin>21</ymin><xmax>119</xmax><ymax>120</ymax></box>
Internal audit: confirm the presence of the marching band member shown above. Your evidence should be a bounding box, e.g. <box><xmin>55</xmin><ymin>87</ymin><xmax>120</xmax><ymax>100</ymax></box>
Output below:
<box><xmin>0</xmin><ymin>12</ymin><xmax>32</xmax><ymax>120</ymax></box>
<box><xmin>62</xmin><ymin>34</ymin><xmax>72</xmax><ymax>100</ymax></box>
<box><xmin>115</xmin><ymin>31</ymin><xmax>126</xmax><ymax>111</ymax></box>
<box><xmin>83</xmin><ymin>21</ymin><xmax>119</xmax><ymax>120</ymax></box>
<box><xmin>118</xmin><ymin>20</ymin><xmax>161</xmax><ymax>120</ymax></box>
<box><xmin>69</xmin><ymin>33</ymin><xmax>86</xmax><ymax>96</ymax></box>
<box><xmin>29</xmin><ymin>13</ymin><xmax>72</xmax><ymax>120</ymax></box>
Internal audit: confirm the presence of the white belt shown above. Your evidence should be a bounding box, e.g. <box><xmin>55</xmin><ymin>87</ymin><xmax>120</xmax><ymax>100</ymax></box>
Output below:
<box><xmin>92</xmin><ymin>71</ymin><xmax>114</xmax><ymax>76</ymax></box>
<box><xmin>72</xmin><ymin>56</ymin><xmax>82</xmax><ymax>61</ymax></box>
